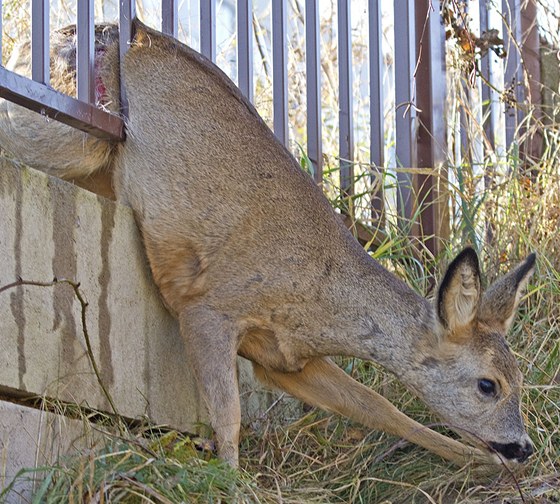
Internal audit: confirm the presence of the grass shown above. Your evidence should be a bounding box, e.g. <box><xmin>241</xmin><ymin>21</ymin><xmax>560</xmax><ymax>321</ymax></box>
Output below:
<box><xmin>2</xmin><ymin>430</ymin><xmax>259</xmax><ymax>503</ymax></box>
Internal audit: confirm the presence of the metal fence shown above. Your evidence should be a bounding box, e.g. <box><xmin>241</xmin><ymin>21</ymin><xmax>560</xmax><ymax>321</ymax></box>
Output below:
<box><xmin>0</xmin><ymin>0</ymin><xmax>533</xmax><ymax>253</ymax></box>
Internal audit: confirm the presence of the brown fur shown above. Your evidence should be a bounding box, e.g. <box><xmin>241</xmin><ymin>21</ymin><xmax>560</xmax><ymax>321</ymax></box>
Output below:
<box><xmin>0</xmin><ymin>21</ymin><xmax>536</xmax><ymax>468</ymax></box>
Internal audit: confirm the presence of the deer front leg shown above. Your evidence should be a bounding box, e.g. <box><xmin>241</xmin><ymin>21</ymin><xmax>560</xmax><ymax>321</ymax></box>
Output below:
<box><xmin>253</xmin><ymin>357</ymin><xmax>500</xmax><ymax>467</ymax></box>
<box><xmin>179</xmin><ymin>305</ymin><xmax>241</xmax><ymax>467</ymax></box>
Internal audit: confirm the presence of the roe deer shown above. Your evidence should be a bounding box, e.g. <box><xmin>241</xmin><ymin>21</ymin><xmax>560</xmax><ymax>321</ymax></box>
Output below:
<box><xmin>0</xmin><ymin>20</ymin><xmax>536</xmax><ymax>468</ymax></box>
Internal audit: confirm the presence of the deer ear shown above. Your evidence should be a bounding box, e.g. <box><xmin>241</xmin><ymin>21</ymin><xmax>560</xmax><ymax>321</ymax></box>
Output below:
<box><xmin>478</xmin><ymin>253</ymin><xmax>536</xmax><ymax>332</ymax></box>
<box><xmin>437</xmin><ymin>248</ymin><xmax>481</xmax><ymax>336</ymax></box>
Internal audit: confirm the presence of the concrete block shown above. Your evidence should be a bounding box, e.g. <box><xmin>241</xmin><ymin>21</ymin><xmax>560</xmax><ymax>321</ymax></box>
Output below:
<box><xmin>0</xmin><ymin>159</ymin><xmax>270</xmax><ymax>431</ymax></box>
<box><xmin>0</xmin><ymin>400</ymin><xmax>99</xmax><ymax>503</ymax></box>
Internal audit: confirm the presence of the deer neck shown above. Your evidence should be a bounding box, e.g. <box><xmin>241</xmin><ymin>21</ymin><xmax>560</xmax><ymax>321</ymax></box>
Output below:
<box><xmin>325</xmin><ymin>258</ymin><xmax>437</xmax><ymax>380</ymax></box>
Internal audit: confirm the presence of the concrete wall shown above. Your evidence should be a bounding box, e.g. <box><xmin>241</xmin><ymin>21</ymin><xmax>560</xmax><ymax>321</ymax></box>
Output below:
<box><xmin>0</xmin><ymin>401</ymin><xmax>101</xmax><ymax>503</ymax></box>
<box><xmin>0</xmin><ymin>158</ymin><xmax>272</xmax><ymax>500</ymax></box>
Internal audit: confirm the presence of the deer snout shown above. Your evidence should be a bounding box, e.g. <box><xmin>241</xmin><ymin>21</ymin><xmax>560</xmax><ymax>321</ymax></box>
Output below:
<box><xmin>490</xmin><ymin>440</ymin><xmax>534</xmax><ymax>463</ymax></box>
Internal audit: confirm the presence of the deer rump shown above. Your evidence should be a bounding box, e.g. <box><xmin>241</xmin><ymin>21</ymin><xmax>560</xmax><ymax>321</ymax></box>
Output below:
<box><xmin>0</xmin><ymin>20</ymin><xmax>536</xmax><ymax>469</ymax></box>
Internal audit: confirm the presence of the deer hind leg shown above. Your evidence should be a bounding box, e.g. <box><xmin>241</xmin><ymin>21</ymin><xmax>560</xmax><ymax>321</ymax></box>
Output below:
<box><xmin>253</xmin><ymin>357</ymin><xmax>499</xmax><ymax>467</ymax></box>
<box><xmin>179</xmin><ymin>305</ymin><xmax>241</xmax><ymax>467</ymax></box>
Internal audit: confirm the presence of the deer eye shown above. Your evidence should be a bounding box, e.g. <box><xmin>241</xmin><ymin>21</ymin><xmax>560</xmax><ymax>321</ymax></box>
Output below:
<box><xmin>478</xmin><ymin>379</ymin><xmax>496</xmax><ymax>396</ymax></box>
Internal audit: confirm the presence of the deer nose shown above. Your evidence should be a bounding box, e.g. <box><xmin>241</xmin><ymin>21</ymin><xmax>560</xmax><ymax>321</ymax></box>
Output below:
<box><xmin>490</xmin><ymin>440</ymin><xmax>534</xmax><ymax>462</ymax></box>
<box><xmin>519</xmin><ymin>441</ymin><xmax>534</xmax><ymax>462</ymax></box>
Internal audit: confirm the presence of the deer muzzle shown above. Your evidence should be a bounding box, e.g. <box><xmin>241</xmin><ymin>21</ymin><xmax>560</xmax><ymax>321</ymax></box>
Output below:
<box><xmin>490</xmin><ymin>440</ymin><xmax>534</xmax><ymax>463</ymax></box>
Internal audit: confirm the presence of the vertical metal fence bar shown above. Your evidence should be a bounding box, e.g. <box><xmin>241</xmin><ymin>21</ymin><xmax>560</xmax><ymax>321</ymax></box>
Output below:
<box><xmin>394</xmin><ymin>0</ymin><xmax>416</xmax><ymax>222</ymax></box>
<box><xmin>305</xmin><ymin>0</ymin><xmax>322</xmax><ymax>182</ymax></box>
<box><xmin>479</xmin><ymin>2</ymin><xmax>496</xmax><ymax>151</ymax></box>
<box><xmin>368</xmin><ymin>0</ymin><xmax>384</xmax><ymax>223</ymax></box>
<box><xmin>272</xmin><ymin>0</ymin><xmax>288</xmax><ymax>146</ymax></box>
<box><xmin>162</xmin><ymin>0</ymin><xmax>178</xmax><ymax>38</ymax></box>
<box><xmin>520</xmin><ymin>0</ymin><xmax>542</xmax><ymax>161</ymax></box>
<box><xmin>338</xmin><ymin>0</ymin><xmax>353</xmax><ymax>199</ymax></box>
<box><xmin>480</xmin><ymin>2</ymin><xmax>497</xmax><ymax>245</ymax></box>
<box><xmin>458</xmin><ymin>2</ymin><xmax>471</xmax><ymax>167</ymax></box>
<box><xmin>201</xmin><ymin>0</ymin><xmax>217</xmax><ymax>61</ymax></box>
<box><xmin>415</xmin><ymin>0</ymin><xmax>448</xmax><ymax>255</ymax></box>
<box><xmin>120</xmin><ymin>0</ymin><xmax>135</xmax><ymax>117</ymax></box>
<box><xmin>238</xmin><ymin>0</ymin><xmax>253</xmax><ymax>101</ymax></box>
<box><xmin>502</xmin><ymin>0</ymin><xmax>524</xmax><ymax>149</ymax></box>
<box><xmin>0</xmin><ymin>2</ymin><xmax>3</xmax><ymax>62</ymax></box>
<box><xmin>119</xmin><ymin>0</ymin><xmax>135</xmax><ymax>68</ymax></box>
<box><xmin>31</xmin><ymin>0</ymin><xmax>50</xmax><ymax>84</ymax></box>
<box><xmin>77</xmin><ymin>0</ymin><xmax>95</xmax><ymax>104</ymax></box>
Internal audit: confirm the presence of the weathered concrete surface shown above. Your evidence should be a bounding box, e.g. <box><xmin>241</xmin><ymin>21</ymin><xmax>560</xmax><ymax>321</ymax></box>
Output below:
<box><xmin>0</xmin><ymin>400</ymin><xmax>100</xmax><ymax>503</ymax></box>
<box><xmin>0</xmin><ymin>158</ymin><xmax>270</xmax><ymax>431</ymax></box>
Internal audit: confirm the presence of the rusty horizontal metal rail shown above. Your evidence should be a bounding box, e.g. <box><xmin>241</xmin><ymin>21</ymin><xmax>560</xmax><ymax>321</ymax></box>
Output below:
<box><xmin>0</xmin><ymin>67</ymin><xmax>124</xmax><ymax>141</ymax></box>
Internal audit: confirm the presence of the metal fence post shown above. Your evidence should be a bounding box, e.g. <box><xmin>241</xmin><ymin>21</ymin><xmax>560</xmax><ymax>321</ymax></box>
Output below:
<box><xmin>272</xmin><ymin>0</ymin><xmax>288</xmax><ymax>146</ymax></box>
<box><xmin>119</xmin><ymin>0</ymin><xmax>135</xmax><ymax>118</ymax></box>
<box><xmin>520</xmin><ymin>0</ymin><xmax>542</xmax><ymax>162</ymax></box>
<box><xmin>306</xmin><ymin>0</ymin><xmax>322</xmax><ymax>183</ymax></box>
<box><xmin>369</xmin><ymin>0</ymin><xmax>384</xmax><ymax>225</ymax></box>
<box><xmin>394</xmin><ymin>0</ymin><xmax>417</xmax><ymax>224</ymax></box>
<box><xmin>502</xmin><ymin>0</ymin><xmax>524</xmax><ymax>150</ymax></box>
<box><xmin>162</xmin><ymin>0</ymin><xmax>179</xmax><ymax>38</ymax></box>
<box><xmin>201</xmin><ymin>0</ymin><xmax>217</xmax><ymax>61</ymax></box>
<box><xmin>77</xmin><ymin>0</ymin><xmax>95</xmax><ymax>104</ymax></box>
<box><xmin>238</xmin><ymin>0</ymin><xmax>254</xmax><ymax>102</ymax></box>
<box><xmin>479</xmin><ymin>1</ymin><xmax>496</xmax><ymax>152</ymax></box>
<box><xmin>31</xmin><ymin>0</ymin><xmax>50</xmax><ymax>85</ymax></box>
<box><xmin>338</xmin><ymin>0</ymin><xmax>354</xmax><ymax>203</ymax></box>
<box><xmin>415</xmin><ymin>0</ymin><xmax>448</xmax><ymax>255</ymax></box>
<box><xmin>0</xmin><ymin>2</ymin><xmax>3</xmax><ymax>62</ymax></box>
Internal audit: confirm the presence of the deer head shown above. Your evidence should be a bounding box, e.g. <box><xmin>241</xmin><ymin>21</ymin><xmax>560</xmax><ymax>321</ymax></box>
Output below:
<box><xmin>412</xmin><ymin>248</ymin><xmax>536</xmax><ymax>462</ymax></box>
